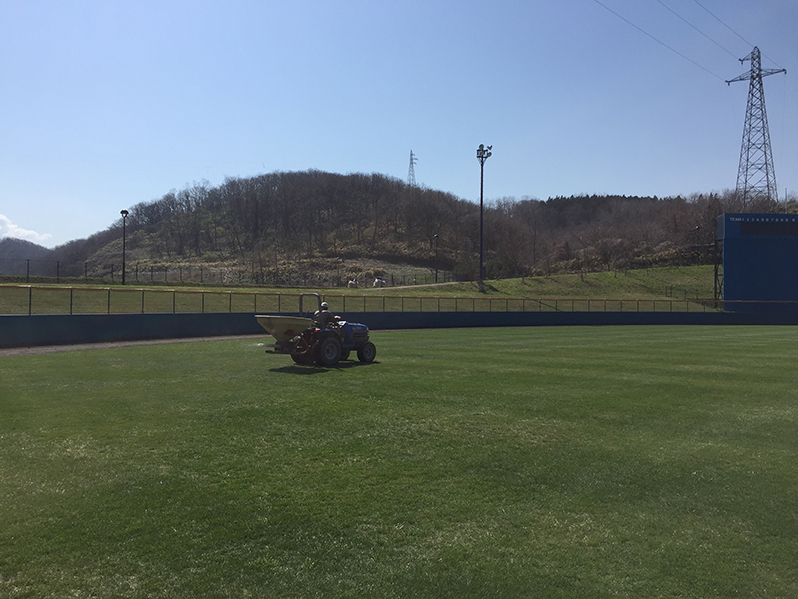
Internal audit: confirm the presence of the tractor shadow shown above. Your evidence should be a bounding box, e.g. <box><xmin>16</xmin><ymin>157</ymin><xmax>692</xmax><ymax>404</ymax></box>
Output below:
<box><xmin>270</xmin><ymin>360</ymin><xmax>380</xmax><ymax>374</ymax></box>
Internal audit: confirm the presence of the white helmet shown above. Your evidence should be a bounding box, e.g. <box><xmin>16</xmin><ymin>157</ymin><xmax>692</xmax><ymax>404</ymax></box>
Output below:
<box><xmin>320</xmin><ymin>302</ymin><xmax>329</xmax><ymax>310</ymax></box>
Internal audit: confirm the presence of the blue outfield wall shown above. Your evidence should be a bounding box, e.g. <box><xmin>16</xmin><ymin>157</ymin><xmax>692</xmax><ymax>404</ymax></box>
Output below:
<box><xmin>3</xmin><ymin>310</ymin><xmax>798</xmax><ymax>349</ymax></box>
<box><xmin>0</xmin><ymin>313</ymin><xmax>264</xmax><ymax>349</ymax></box>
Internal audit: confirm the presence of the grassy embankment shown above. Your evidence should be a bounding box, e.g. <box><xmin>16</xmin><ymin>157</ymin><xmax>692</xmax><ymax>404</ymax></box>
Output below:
<box><xmin>0</xmin><ymin>265</ymin><xmax>717</xmax><ymax>315</ymax></box>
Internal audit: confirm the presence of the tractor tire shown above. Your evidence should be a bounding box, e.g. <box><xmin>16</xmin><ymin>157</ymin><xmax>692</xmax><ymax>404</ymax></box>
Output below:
<box><xmin>357</xmin><ymin>341</ymin><xmax>376</xmax><ymax>363</ymax></box>
<box><xmin>316</xmin><ymin>336</ymin><xmax>342</xmax><ymax>367</ymax></box>
<box><xmin>340</xmin><ymin>349</ymin><xmax>351</xmax><ymax>361</ymax></box>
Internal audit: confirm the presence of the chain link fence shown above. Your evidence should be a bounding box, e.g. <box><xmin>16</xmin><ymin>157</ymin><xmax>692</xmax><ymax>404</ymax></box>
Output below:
<box><xmin>0</xmin><ymin>258</ymin><xmax>455</xmax><ymax>288</ymax></box>
<box><xmin>0</xmin><ymin>284</ymin><xmax>726</xmax><ymax>316</ymax></box>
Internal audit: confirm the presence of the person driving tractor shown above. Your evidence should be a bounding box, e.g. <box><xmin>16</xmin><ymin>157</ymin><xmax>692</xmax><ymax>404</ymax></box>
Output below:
<box><xmin>313</xmin><ymin>301</ymin><xmax>337</xmax><ymax>329</ymax></box>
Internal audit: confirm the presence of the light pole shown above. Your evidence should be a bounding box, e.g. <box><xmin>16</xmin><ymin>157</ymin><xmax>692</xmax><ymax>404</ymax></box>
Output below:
<box><xmin>433</xmin><ymin>234</ymin><xmax>439</xmax><ymax>283</ymax></box>
<box><xmin>120</xmin><ymin>210</ymin><xmax>129</xmax><ymax>285</ymax></box>
<box><xmin>476</xmin><ymin>144</ymin><xmax>492</xmax><ymax>288</ymax></box>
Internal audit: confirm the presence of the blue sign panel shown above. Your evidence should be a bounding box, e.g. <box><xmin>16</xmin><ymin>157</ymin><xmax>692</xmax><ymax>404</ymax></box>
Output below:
<box><xmin>718</xmin><ymin>213</ymin><xmax>798</xmax><ymax>311</ymax></box>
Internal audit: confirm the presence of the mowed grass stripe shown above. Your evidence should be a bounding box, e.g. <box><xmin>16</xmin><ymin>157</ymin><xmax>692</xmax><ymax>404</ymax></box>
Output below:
<box><xmin>1</xmin><ymin>326</ymin><xmax>797</xmax><ymax>598</ymax></box>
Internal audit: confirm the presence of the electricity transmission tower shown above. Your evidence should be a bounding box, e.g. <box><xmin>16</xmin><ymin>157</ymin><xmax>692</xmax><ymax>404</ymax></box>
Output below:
<box><xmin>407</xmin><ymin>150</ymin><xmax>418</xmax><ymax>186</ymax></box>
<box><xmin>726</xmin><ymin>46</ymin><xmax>786</xmax><ymax>207</ymax></box>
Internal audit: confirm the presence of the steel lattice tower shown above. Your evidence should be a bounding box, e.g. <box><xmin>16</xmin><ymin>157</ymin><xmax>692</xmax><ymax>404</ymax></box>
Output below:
<box><xmin>726</xmin><ymin>46</ymin><xmax>786</xmax><ymax>207</ymax></box>
<box><xmin>407</xmin><ymin>150</ymin><xmax>418</xmax><ymax>186</ymax></box>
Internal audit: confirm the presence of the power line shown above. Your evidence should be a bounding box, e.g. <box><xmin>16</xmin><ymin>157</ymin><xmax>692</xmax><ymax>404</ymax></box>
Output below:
<box><xmin>692</xmin><ymin>0</ymin><xmax>783</xmax><ymax>69</ymax></box>
<box><xmin>692</xmin><ymin>0</ymin><xmax>753</xmax><ymax>50</ymax></box>
<box><xmin>593</xmin><ymin>0</ymin><xmax>725</xmax><ymax>81</ymax></box>
<box><xmin>654</xmin><ymin>0</ymin><xmax>739</xmax><ymax>60</ymax></box>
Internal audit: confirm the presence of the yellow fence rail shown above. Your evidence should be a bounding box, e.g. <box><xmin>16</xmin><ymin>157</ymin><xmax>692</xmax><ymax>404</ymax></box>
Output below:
<box><xmin>0</xmin><ymin>284</ymin><xmax>727</xmax><ymax>316</ymax></box>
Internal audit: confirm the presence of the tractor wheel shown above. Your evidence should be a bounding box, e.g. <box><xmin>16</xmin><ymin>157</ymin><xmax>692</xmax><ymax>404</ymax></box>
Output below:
<box><xmin>340</xmin><ymin>349</ymin><xmax>351</xmax><ymax>361</ymax></box>
<box><xmin>316</xmin><ymin>336</ymin><xmax>342</xmax><ymax>367</ymax></box>
<box><xmin>357</xmin><ymin>341</ymin><xmax>376</xmax><ymax>363</ymax></box>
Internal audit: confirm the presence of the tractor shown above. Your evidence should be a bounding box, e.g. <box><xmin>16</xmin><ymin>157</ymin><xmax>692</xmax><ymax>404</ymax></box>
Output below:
<box><xmin>256</xmin><ymin>293</ymin><xmax>377</xmax><ymax>367</ymax></box>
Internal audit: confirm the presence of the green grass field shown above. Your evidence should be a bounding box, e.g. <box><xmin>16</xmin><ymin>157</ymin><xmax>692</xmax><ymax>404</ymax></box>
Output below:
<box><xmin>2</xmin><ymin>326</ymin><xmax>797</xmax><ymax>598</ymax></box>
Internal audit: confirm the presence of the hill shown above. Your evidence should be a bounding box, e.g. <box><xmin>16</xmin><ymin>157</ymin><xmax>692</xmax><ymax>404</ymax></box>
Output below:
<box><xmin>26</xmin><ymin>169</ymin><xmax>798</xmax><ymax>285</ymax></box>
<box><xmin>0</xmin><ymin>237</ymin><xmax>53</xmax><ymax>276</ymax></box>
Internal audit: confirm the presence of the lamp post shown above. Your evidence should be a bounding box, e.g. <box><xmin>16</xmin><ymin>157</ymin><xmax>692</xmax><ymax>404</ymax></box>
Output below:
<box><xmin>476</xmin><ymin>144</ymin><xmax>492</xmax><ymax>288</ymax></box>
<box><xmin>433</xmin><ymin>234</ymin><xmax>439</xmax><ymax>283</ymax></box>
<box><xmin>120</xmin><ymin>210</ymin><xmax>129</xmax><ymax>285</ymax></box>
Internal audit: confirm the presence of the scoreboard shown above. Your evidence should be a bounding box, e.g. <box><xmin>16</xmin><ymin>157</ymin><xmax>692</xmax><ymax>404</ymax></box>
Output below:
<box><xmin>718</xmin><ymin>213</ymin><xmax>798</xmax><ymax>311</ymax></box>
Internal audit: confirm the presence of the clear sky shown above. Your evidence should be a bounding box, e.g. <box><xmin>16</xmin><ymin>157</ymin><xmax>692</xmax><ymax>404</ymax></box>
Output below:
<box><xmin>1</xmin><ymin>0</ymin><xmax>796</xmax><ymax>248</ymax></box>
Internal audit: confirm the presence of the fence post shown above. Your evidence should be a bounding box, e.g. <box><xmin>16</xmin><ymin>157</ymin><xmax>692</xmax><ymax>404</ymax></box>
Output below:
<box><xmin>28</xmin><ymin>286</ymin><xmax>32</xmax><ymax>315</ymax></box>
<box><xmin>69</xmin><ymin>288</ymin><xmax>73</xmax><ymax>315</ymax></box>
<box><xmin>228</xmin><ymin>292</ymin><xmax>232</xmax><ymax>313</ymax></box>
<box><xmin>173</xmin><ymin>291</ymin><xmax>176</xmax><ymax>314</ymax></box>
<box><xmin>107</xmin><ymin>288</ymin><xmax>111</xmax><ymax>314</ymax></box>
<box><xmin>202</xmin><ymin>292</ymin><xmax>205</xmax><ymax>314</ymax></box>
<box><xmin>141</xmin><ymin>290</ymin><xmax>145</xmax><ymax>314</ymax></box>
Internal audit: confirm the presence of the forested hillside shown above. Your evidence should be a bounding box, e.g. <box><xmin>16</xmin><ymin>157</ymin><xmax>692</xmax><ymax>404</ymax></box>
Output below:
<box><xmin>0</xmin><ymin>238</ymin><xmax>53</xmax><ymax>276</ymax></box>
<box><xmin>42</xmin><ymin>169</ymin><xmax>795</xmax><ymax>284</ymax></box>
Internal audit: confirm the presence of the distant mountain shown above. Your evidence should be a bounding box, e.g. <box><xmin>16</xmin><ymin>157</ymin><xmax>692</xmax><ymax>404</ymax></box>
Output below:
<box><xmin>0</xmin><ymin>237</ymin><xmax>53</xmax><ymax>276</ymax></box>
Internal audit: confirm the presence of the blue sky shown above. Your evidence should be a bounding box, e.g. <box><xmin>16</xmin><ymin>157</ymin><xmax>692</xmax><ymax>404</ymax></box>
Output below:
<box><xmin>1</xmin><ymin>0</ymin><xmax>796</xmax><ymax>248</ymax></box>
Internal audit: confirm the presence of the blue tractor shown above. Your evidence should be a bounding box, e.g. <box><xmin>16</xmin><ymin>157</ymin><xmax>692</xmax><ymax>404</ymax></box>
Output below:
<box><xmin>256</xmin><ymin>293</ymin><xmax>376</xmax><ymax>367</ymax></box>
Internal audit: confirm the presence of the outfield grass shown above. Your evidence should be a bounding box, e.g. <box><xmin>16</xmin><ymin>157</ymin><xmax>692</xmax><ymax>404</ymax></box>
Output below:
<box><xmin>1</xmin><ymin>326</ymin><xmax>797</xmax><ymax>597</ymax></box>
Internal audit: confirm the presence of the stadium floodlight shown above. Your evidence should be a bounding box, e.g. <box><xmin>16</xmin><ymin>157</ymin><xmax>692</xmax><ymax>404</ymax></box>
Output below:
<box><xmin>476</xmin><ymin>144</ymin><xmax>492</xmax><ymax>288</ymax></box>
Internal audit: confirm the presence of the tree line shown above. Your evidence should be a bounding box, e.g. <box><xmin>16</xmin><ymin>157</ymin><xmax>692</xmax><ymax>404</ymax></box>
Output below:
<box><xmin>40</xmin><ymin>169</ymin><xmax>797</xmax><ymax>282</ymax></box>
